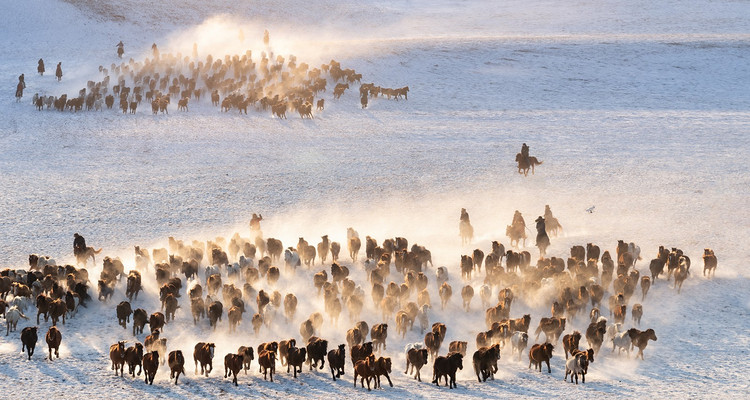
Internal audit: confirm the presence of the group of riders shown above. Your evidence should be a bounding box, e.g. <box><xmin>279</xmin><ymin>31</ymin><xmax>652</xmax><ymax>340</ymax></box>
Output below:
<box><xmin>15</xmin><ymin>59</ymin><xmax>62</xmax><ymax>101</ymax></box>
<box><xmin>16</xmin><ymin>40</ymin><xmax>130</xmax><ymax>101</ymax></box>
<box><xmin>508</xmin><ymin>204</ymin><xmax>556</xmax><ymax>237</ymax></box>
<box><xmin>462</xmin><ymin>193</ymin><xmax>557</xmax><ymax>246</ymax></box>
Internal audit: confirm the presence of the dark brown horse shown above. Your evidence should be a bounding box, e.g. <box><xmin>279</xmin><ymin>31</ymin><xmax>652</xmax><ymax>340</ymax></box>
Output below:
<box><xmin>515</xmin><ymin>153</ymin><xmax>530</xmax><ymax>176</ymax></box>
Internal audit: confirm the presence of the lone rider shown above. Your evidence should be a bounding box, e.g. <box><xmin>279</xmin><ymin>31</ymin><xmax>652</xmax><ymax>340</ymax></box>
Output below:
<box><xmin>116</xmin><ymin>41</ymin><xmax>124</xmax><ymax>58</ymax></box>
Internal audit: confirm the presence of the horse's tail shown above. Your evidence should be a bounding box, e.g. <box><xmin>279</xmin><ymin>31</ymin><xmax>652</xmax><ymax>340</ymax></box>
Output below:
<box><xmin>94</xmin><ymin>248</ymin><xmax>103</xmax><ymax>254</ymax></box>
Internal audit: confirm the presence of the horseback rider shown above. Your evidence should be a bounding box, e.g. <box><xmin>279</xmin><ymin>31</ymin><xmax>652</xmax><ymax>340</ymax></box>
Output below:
<box><xmin>460</xmin><ymin>208</ymin><xmax>471</xmax><ymax>224</ymax></box>
<box><xmin>73</xmin><ymin>233</ymin><xmax>87</xmax><ymax>256</ymax></box>
<box><xmin>250</xmin><ymin>213</ymin><xmax>263</xmax><ymax>232</ymax></box>
<box><xmin>263</xmin><ymin>29</ymin><xmax>270</xmax><ymax>46</ymax></box>
<box><xmin>55</xmin><ymin>62</ymin><xmax>63</xmax><ymax>81</ymax></box>
<box><xmin>521</xmin><ymin>143</ymin><xmax>529</xmax><ymax>162</ymax></box>
<box><xmin>116</xmin><ymin>41</ymin><xmax>124</xmax><ymax>58</ymax></box>
<box><xmin>38</xmin><ymin>59</ymin><xmax>45</xmax><ymax>76</ymax></box>
<box><xmin>18</xmin><ymin>74</ymin><xmax>26</xmax><ymax>89</ymax></box>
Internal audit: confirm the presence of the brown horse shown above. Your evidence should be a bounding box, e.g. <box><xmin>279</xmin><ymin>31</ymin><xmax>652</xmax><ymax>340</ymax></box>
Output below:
<box><xmin>515</xmin><ymin>153</ymin><xmax>530</xmax><ymax>176</ymax></box>
<box><xmin>76</xmin><ymin>247</ymin><xmax>102</xmax><ymax>267</ymax></box>
<box><xmin>528</xmin><ymin>343</ymin><xmax>554</xmax><ymax>373</ymax></box>
<box><xmin>506</xmin><ymin>224</ymin><xmax>527</xmax><ymax>248</ymax></box>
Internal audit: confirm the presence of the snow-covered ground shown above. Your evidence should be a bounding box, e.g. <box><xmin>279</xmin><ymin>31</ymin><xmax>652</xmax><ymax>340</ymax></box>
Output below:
<box><xmin>0</xmin><ymin>0</ymin><xmax>749</xmax><ymax>398</ymax></box>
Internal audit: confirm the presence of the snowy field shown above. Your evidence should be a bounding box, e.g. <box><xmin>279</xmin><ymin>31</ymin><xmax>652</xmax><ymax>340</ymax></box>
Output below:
<box><xmin>1</xmin><ymin>0</ymin><xmax>749</xmax><ymax>398</ymax></box>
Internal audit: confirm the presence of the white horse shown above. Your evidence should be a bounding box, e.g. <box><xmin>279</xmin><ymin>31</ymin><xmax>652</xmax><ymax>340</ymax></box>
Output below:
<box><xmin>612</xmin><ymin>330</ymin><xmax>633</xmax><ymax>357</ymax></box>
<box><xmin>479</xmin><ymin>285</ymin><xmax>492</xmax><ymax>309</ymax></box>
<box><xmin>436</xmin><ymin>267</ymin><xmax>449</xmax><ymax>286</ymax></box>
<box><xmin>363</xmin><ymin>259</ymin><xmax>377</xmax><ymax>277</ymax></box>
<box><xmin>31</xmin><ymin>281</ymin><xmax>44</xmax><ymax>298</ymax></box>
<box><xmin>263</xmin><ymin>304</ymin><xmax>278</xmax><ymax>328</ymax></box>
<box><xmin>135</xmin><ymin>255</ymin><xmax>149</xmax><ymax>271</ymax></box>
<box><xmin>226</xmin><ymin>263</ymin><xmax>241</xmax><ymax>281</ymax></box>
<box><xmin>10</xmin><ymin>296</ymin><xmax>31</xmax><ymax>313</ymax></box>
<box><xmin>36</xmin><ymin>256</ymin><xmax>51</xmax><ymax>269</ymax></box>
<box><xmin>6</xmin><ymin>306</ymin><xmax>29</xmax><ymax>335</ymax></box>
<box><xmin>459</xmin><ymin>220</ymin><xmax>473</xmax><ymax>245</ymax></box>
<box><xmin>417</xmin><ymin>304</ymin><xmax>431</xmax><ymax>334</ymax></box>
<box><xmin>628</xmin><ymin>243</ymin><xmax>642</xmax><ymax>266</ymax></box>
<box><xmin>283</xmin><ymin>249</ymin><xmax>300</xmax><ymax>271</ymax></box>
<box><xmin>239</xmin><ymin>255</ymin><xmax>254</xmax><ymax>269</ymax></box>
<box><xmin>510</xmin><ymin>331</ymin><xmax>529</xmax><ymax>360</ymax></box>
<box><xmin>606</xmin><ymin>322</ymin><xmax>621</xmax><ymax>342</ymax></box>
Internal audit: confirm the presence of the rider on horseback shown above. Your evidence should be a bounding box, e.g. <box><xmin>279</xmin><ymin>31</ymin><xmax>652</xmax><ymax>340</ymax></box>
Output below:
<box><xmin>116</xmin><ymin>41</ymin><xmax>124</xmax><ymax>58</ymax></box>
<box><xmin>73</xmin><ymin>233</ymin><xmax>87</xmax><ymax>256</ymax></box>
<box><xmin>460</xmin><ymin>208</ymin><xmax>470</xmax><ymax>224</ymax></box>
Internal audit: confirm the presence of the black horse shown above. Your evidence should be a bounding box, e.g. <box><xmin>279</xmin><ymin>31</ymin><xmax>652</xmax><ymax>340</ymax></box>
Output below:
<box><xmin>535</xmin><ymin>217</ymin><xmax>550</xmax><ymax>258</ymax></box>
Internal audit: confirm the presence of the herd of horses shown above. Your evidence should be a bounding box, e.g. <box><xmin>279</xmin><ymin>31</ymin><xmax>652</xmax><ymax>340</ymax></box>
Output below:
<box><xmin>23</xmin><ymin>43</ymin><xmax>409</xmax><ymax>119</ymax></box>
<box><xmin>0</xmin><ymin>212</ymin><xmax>720</xmax><ymax>393</ymax></box>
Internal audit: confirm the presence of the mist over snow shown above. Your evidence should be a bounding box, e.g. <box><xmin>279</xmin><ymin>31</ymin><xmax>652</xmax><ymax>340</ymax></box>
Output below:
<box><xmin>0</xmin><ymin>0</ymin><xmax>748</xmax><ymax>399</ymax></box>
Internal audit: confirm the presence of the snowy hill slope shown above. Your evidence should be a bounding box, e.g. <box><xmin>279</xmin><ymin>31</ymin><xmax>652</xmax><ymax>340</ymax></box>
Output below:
<box><xmin>0</xmin><ymin>0</ymin><xmax>749</xmax><ymax>399</ymax></box>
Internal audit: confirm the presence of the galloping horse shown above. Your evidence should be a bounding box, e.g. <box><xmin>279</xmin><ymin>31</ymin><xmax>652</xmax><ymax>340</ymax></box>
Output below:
<box><xmin>459</xmin><ymin>220</ymin><xmax>474</xmax><ymax>245</ymax></box>
<box><xmin>506</xmin><ymin>224</ymin><xmax>526</xmax><ymax>248</ymax></box>
<box><xmin>516</xmin><ymin>153</ymin><xmax>530</xmax><ymax>176</ymax></box>
<box><xmin>516</xmin><ymin>153</ymin><xmax>543</xmax><ymax>176</ymax></box>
